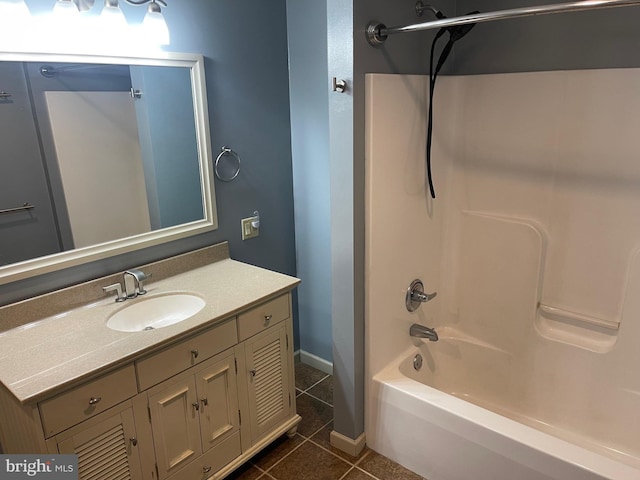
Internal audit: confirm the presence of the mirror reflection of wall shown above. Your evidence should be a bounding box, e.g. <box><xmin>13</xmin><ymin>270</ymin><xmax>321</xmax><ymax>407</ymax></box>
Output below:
<box><xmin>45</xmin><ymin>88</ymin><xmax>151</xmax><ymax>248</ymax></box>
<box><xmin>129</xmin><ymin>65</ymin><xmax>202</xmax><ymax>230</ymax></box>
<box><xmin>0</xmin><ymin>61</ymin><xmax>203</xmax><ymax>266</ymax></box>
<box><xmin>0</xmin><ymin>61</ymin><xmax>61</xmax><ymax>266</ymax></box>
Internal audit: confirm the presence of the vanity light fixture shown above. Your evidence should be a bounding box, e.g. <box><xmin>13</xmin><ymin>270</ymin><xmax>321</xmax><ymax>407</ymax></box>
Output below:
<box><xmin>98</xmin><ymin>0</ymin><xmax>170</xmax><ymax>45</ymax></box>
<box><xmin>51</xmin><ymin>0</ymin><xmax>170</xmax><ymax>45</ymax></box>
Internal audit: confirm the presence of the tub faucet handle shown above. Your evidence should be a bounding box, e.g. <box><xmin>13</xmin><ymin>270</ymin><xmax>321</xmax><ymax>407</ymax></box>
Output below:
<box><xmin>412</xmin><ymin>290</ymin><xmax>437</xmax><ymax>303</ymax></box>
<box><xmin>406</xmin><ymin>279</ymin><xmax>437</xmax><ymax>312</ymax></box>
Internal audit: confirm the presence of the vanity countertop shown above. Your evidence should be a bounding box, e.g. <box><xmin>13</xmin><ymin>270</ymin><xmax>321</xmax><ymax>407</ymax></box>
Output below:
<box><xmin>0</xmin><ymin>256</ymin><xmax>299</xmax><ymax>405</ymax></box>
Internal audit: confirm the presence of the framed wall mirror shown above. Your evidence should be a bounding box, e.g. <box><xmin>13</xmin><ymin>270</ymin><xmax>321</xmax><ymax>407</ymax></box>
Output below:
<box><xmin>0</xmin><ymin>51</ymin><xmax>217</xmax><ymax>285</ymax></box>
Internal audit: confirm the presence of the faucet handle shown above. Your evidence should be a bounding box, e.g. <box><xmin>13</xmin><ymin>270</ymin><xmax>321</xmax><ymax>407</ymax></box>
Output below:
<box><xmin>406</xmin><ymin>279</ymin><xmax>437</xmax><ymax>312</ymax></box>
<box><xmin>136</xmin><ymin>270</ymin><xmax>151</xmax><ymax>295</ymax></box>
<box><xmin>411</xmin><ymin>290</ymin><xmax>437</xmax><ymax>303</ymax></box>
<box><xmin>103</xmin><ymin>283</ymin><xmax>126</xmax><ymax>302</ymax></box>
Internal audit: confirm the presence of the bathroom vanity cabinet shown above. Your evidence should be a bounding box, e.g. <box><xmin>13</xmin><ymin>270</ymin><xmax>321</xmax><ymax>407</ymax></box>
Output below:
<box><xmin>0</xmin><ymin>291</ymin><xmax>299</xmax><ymax>480</ymax></box>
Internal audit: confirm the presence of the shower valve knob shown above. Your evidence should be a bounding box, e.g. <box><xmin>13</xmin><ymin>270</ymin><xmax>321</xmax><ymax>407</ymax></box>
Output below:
<box><xmin>406</xmin><ymin>279</ymin><xmax>437</xmax><ymax>312</ymax></box>
<box><xmin>332</xmin><ymin>77</ymin><xmax>347</xmax><ymax>93</ymax></box>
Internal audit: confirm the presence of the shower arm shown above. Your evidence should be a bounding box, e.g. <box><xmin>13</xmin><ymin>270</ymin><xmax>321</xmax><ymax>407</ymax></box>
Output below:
<box><xmin>366</xmin><ymin>0</ymin><xmax>640</xmax><ymax>46</ymax></box>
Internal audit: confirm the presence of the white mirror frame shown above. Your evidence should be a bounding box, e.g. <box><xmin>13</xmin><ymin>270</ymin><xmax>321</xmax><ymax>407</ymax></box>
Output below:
<box><xmin>0</xmin><ymin>51</ymin><xmax>217</xmax><ymax>284</ymax></box>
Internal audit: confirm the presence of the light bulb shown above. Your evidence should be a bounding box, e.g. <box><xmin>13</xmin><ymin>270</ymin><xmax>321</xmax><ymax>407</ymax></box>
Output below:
<box><xmin>49</xmin><ymin>0</ymin><xmax>82</xmax><ymax>50</ymax></box>
<box><xmin>0</xmin><ymin>0</ymin><xmax>31</xmax><ymax>49</ymax></box>
<box><xmin>100</xmin><ymin>0</ymin><xmax>128</xmax><ymax>31</ymax></box>
<box><xmin>142</xmin><ymin>2</ymin><xmax>169</xmax><ymax>45</ymax></box>
<box><xmin>0</xmin><ymin>0</ymin><xmax>30</xmax><ymax>21</ymax></box>
<box><xmin>53</xmin><ymin>0</ymin><xmax>80</xmax><ymax>20</ymax></box>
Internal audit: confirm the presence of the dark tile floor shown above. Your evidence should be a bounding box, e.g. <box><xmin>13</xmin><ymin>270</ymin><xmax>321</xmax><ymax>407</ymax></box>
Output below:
<box><xmin>226</xmin><ymin>362</ymin><xmax>425</xmax><ymax>480</ymax></box>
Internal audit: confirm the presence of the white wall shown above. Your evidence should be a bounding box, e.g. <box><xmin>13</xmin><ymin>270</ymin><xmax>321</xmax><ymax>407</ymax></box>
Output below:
<box><xmin>46</xmin><ymin>91</ymin><xmax>151</xmax><ymax>248</ymax></box>
<box><xmin>364</xmin><ymin>74</ymin><xmax>451</xmax><ymax>378</ymax></box>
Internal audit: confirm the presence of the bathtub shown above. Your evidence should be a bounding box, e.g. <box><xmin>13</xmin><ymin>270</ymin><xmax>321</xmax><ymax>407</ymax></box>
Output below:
<box><xmin>366</xmin><ymin>333</ymin><xmax>640</xmax><ymax>480</ymax></box>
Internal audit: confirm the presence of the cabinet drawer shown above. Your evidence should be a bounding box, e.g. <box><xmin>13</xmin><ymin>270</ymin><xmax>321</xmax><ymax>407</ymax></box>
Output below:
<box><xmin>136</xmin><ymin>317</ymin><xmax>238</xmax><ymax>391</ymax></box>
<box><xmin>237</xmin><ymin>294</ymin><xmax>290</xmax><ymax>342</ymax></box>
<box><xmin>39</xmin><ymin>364</ymin><xmax>137</xmax><ymax>437</ymax></box>
<box><xmin>167</xmin><ymin>431</ymin><xmax>240</xmax><ymax>480</ymax></box>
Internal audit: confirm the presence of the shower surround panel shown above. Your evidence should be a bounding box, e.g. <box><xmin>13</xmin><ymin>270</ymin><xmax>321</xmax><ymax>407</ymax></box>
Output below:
<box><xmin>364</xmin><ymin>71</ymin><xmax>640</xmax><ymax>478</ymax></box>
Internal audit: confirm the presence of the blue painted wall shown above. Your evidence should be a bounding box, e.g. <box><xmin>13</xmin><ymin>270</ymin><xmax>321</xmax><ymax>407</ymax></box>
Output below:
<box><xmin>286</xmin><ymin>0</ymin><xmax>332</xmax><ymax>363</ymax></box>
<box><xmin>0</xmin><ymin>0</ymin><xmax>298</xmax><ymax>347</ymax></box>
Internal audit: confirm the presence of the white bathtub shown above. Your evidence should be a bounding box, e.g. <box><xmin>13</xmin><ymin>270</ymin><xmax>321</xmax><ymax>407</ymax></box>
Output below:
<box><xmin>366</xmin><ymin>339</ymin><xmax>640</xmax><ymax>480</ymax></box>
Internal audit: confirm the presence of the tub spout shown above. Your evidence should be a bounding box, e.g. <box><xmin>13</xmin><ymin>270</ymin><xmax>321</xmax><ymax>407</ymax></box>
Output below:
<box><xmin>410</xmin><ymin>323</ymin><xmax>439</xmax><ymax>342</ymax></box>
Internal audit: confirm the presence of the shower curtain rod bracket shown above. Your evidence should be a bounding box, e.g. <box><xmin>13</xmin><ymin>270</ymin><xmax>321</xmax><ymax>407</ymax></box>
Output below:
<box><xmin>366</xmin><ymin>22</ymin><xmax>388</xmax><ymax>47</ymax></box>
<box><xmin>367</xmin><ymin>2</ymin><xmax>441</xmax><ymax>46</ymax></box>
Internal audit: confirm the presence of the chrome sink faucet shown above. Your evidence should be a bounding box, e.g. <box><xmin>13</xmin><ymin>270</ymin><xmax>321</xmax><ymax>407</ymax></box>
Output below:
<box><xmin>103</xmin><ymin>269</ymin><xmax>151</xmax><ymax>302</ymax></box>
<box><xmin>124</xmin><ymin>269</ymin><xmax>151</xmax><ymax>299</ymax></box>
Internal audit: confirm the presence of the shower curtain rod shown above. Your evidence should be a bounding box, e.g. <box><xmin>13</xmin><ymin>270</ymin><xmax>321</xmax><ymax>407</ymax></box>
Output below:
<box><xmin>39</xmin><ymin>64</ymin><xmax>114</xmax><ymax>77</ymax></box>
<box><xmin>366</xmin><ymin>0</ymin><xmax>640</xmax><ymax>46</ymax></box>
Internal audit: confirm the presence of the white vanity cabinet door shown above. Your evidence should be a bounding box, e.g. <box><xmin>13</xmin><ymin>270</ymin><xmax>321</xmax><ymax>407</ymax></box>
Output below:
<box><xmin>55</xmin><ymin>401</ymin><xmax>142</xmax><ymax>480</ymax></box>
<box><xmin>195</xmin><ymin>352</ymin><xmax>240</xmax><ymax>453</ymax></box>
<box><xmin>244</xmin><ymin>321</ymin><xmax>293</xmax><ymax>444</ymax></box>
<box><xmin>147</xmin><ymin>349</ymin><xmax>242</xmax><ymax>480</ymax></box>
<box><xmin>147</xmin><ymin>375</ymin><xmax>202</xmax><ymax>480</ymax></box>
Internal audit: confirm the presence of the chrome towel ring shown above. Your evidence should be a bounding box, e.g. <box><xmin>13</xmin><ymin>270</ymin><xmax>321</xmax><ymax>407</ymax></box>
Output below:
<box><xmin>214</xmin><ymin>146</ymin><xmax>241</xmax><ymax>182</ymax></box>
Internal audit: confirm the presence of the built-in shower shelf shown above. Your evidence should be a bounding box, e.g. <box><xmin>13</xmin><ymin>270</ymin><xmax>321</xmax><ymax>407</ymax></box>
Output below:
<box><xmin>538</xmin><ymin>304</ymin><xmax>620</xmax><ymax>330</ymax></box>
<box><xmin>535</xmin><ymin>303</ymin><xmax>619</xmax><ymax>353</ymax></box>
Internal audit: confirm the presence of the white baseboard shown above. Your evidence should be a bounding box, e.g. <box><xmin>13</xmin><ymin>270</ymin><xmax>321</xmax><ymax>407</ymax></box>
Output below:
<box><xmin>298</xmin><ymin>349</ymin><xmax>333</xmax><ymax>375</ymax></box>
<box><xmin>330</xmin><ymin>430</ymin><xmax>366</xmax><ymax>457</ymax></box>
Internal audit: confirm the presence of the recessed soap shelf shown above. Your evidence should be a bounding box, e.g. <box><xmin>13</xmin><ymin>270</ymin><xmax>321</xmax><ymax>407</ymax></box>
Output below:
<box><xmin>535</xmin><ymin>303</ymin><xmax>619</xmax><ymax>353</ymax></box>
<box><xmin>538</xmin><ymin>304</ymin><xmax>619</xmax><ymax>331</ymax></box>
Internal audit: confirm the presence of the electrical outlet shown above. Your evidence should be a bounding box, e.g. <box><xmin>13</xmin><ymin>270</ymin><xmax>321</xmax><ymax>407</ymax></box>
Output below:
<box><xmin>241</xmin><ymin>215</ymin><xmax>259</xmax><ymax>240</ymax></box>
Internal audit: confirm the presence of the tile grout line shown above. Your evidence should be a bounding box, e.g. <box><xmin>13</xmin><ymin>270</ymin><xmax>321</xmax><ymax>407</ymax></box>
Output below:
<box><xmin>354</xmin><ymin>449</ymin><xmax>372</xmax><ymax>467</ymax></box>
<box><xmin>257</xmin><ymin>419</ymin><xmax>336</xmax><ymax>476</ymax></box>
<box><xmin>299</xmin><ymin>373</ymin><xmax>330</xmax><ymax>394</ymax></box>
<box><xmin>338</xmin><ymin>466</ymin><xmax>356</xmax><ymax>480</ymax></box>
<box><xmin>304</xmin><ymin>417</ymin><xmax>335</xmax><ymax>441</ymax></box>
<box><xmin>300</xmin><ymin>390</ymin><xmax>334</xmax><ymax>408</ymax></box>
<box><xmin>253</xmin><ymin>436</ymin><xmax>309</xmax><ymax>474</ymax></box>
<box><xmin>353</xmin><ymin>465</ymin><xmax>381</xmax><ymax>480</ymax></box>
<box><xmin>306</xmin><ymin>434</ymin><xmax>368</xmax><ymax>467</ymax></box>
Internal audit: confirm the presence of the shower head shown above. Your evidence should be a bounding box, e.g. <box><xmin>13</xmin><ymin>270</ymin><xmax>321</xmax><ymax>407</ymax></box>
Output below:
<box><xmin>447</xmin><ymin>16</ymin><xmax>478</xmax><ymax>42</ymax></box>
<box><xmin>448</xmin><ymin>19</ymin><xmax>480</xmax><ymax>42</ymax></box>
<box><xmin>433</xmin><ymin>11</ymin><xmax>479</xmax><ymax>75</ymax></box>
<box><xmin>415</xmin><ymin>1</ymin><xmax>446</xmax><ymax>20</ymax></box>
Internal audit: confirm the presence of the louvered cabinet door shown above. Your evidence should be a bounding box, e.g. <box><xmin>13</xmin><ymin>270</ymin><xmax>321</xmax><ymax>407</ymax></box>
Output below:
<box><xmin>244</xmin><ymin>322</ymin><xmax>292</xmax><ymax>443</ymax></box>
<box><xmin>56</xmin><ymin>402</ymin><xmax>142</xmax><ymax>480</ymax></box>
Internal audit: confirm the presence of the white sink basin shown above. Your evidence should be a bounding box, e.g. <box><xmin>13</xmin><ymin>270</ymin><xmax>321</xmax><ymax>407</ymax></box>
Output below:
<box><xmin>106</xmin><ymin>293</ymin><xmax>206</xmax><ymax>332</ymax></box>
